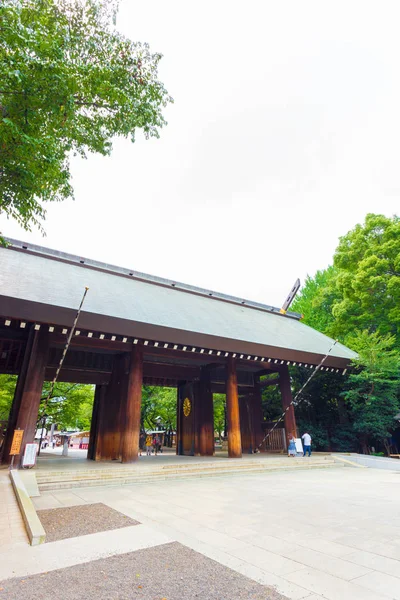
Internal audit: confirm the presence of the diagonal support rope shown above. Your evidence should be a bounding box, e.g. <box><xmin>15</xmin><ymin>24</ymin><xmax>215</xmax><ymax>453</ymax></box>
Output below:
<box><xmin>258</xmin><ymin>339</ymin><xmax>338</xmax><ymax>450</ymax></box>
<box><xmin>39</xmin><ymin>287</ymin><xmax>89</xmax><ymax>417</ymax></box>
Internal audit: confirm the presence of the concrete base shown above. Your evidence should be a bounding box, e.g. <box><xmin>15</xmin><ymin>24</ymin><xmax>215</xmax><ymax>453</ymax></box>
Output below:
<box><xmin>10</xmin><ymin>471</ymin><xmax>45</xmax><ymax>546</ymax></box>
<box><xmin>334</xmin><ymin>453</ymin><xmax>400</xmax><ymax>471</ymax></box>
<box><xmin>19</xmin><ymin>470</ymin><xmax>40</xmax><ymax>497</ymax></box>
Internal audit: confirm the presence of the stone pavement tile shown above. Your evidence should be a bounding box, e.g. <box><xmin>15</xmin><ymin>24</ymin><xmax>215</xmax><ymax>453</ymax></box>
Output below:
<box><xmin>227</xmin><ymin>544</ymin><xmax>306</xmax><ymax>577</ymax></box>
<box><xmin>283</xmin><ymin>547</ymin><xmax>371</xmax><ymax>581</ymax></box>
<box><xmin>51</xmin><ymin>491</ymin><xmax>88</xmax><ymax>507</ymax></box>
<box><xmin>345</xmin><ymin>549</ymin><xmax>400</xmax><ymax>579</ymax></box>
<box><xmin>233</xmin><ymin>562</ymin><xmax>312</xmax><ymax>600</ymax></box>
<box><xmin>0</xmin><ymin>472</ymin><xmax>28</xmax><ymax>549</ymax></box>
<box><xmin>370</xmin><ymin>542</ymin><xmax>400</xmax><ymax>561</ymax></box>
<box><xmin>240</xmin><ymin>533</ymin><xmax>294</xmax><ymax>555</ymax></box>
<box><xmin>295</xmin><ymin>537</ymin><xmax>357</xmax><ymax>557</ymax></box>
<box><xmin>117</xmin><ymin>501</ymin><xmax>178</xmax><ymax>524</ymax></box>
<box><xmin>208</xmin><ymin>522</ymin><xmax>258</xmax><ymax>540</ymax></box>
<box><xmin>353</xmin><ymin>571</ymin><xmax>400</xmax><ymax>599</ymax></box>
<box><xmin>0</xmin><ymin>523</ymin><xmax>173</xmax><ymax>581</ymax></box>
<box><xmin>239</xmin><ymin>534</ymin><xmax>370</xmax><ymax>580</ymax></box>
<box><xmin>336</xmin><ymin>535</ymin><xmax>400</xmax><ymax>561</ymax></box>
<box><xmin>68</xmin><ymin>487</ymin><xmax>116</xmax><ymax>503</ymax></box>
<box><xmin>32</xmin><ymin>493</ymin><xmax>63</xmax><ymax>510</ymax></box>
<box><xmin>178</xmin><ymin>536</ymin><xmax>248</xmax><ymax>572</ymax></box>
<box><xmin>150</xmin><ymin>501</ymin><xmax>193</xmax><ymax>518</ymax></box>
<box><xmin>285</xmin><ymin>567</ymin><xmax>391</xmax><ymax>600</ymax></box>
<box><xmin>194</xmin><ymin>528</ymin><xmax>252</xmax><ymax>551</ymax></box>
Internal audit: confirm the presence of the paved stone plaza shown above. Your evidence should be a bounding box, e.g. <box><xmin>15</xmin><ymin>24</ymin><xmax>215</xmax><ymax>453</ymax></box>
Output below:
<box><xmin>1</xmin><ymin>466</ymin><xmax>400</xmax><ymax>599</ymax></box>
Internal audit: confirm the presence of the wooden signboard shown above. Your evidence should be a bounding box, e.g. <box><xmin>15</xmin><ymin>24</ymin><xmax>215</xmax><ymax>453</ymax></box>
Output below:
<box><xmin>10</xmin><ymin>430</ymin><xmax>24</xmax><ymax>455</ymax></box>
<box><xmin>22</xmin><ymin>443</ymin><xmax>38</xmax><ymax>467</ymax></box>
<box><xmin>295</xmin><ymin>438</ymin><xmax>303</xmax><ymax>454</ymax></box>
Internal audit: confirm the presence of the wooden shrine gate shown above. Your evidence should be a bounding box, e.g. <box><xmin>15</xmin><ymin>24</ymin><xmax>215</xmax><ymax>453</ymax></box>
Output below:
<box><xmin>0</xmin><ymin>239</ymin><xmax>355</xmax><ymax>467</ymax></box>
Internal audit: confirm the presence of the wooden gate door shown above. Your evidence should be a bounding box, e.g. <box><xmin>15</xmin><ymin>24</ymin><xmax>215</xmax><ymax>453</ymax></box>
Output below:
<box><xmin>177</xmin><ymin>382</ymin><xmax>195</xmax><ymax>456</ymax></box>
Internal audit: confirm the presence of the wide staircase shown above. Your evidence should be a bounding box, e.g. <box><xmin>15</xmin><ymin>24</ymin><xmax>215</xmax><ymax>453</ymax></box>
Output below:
<box><xmin>36</xmin><ymin>454</ymin><xmax>344</xmax><ymax>491</ymax></box>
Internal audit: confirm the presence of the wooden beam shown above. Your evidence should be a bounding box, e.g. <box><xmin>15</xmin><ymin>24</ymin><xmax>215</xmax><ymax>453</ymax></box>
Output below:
<box><xmin>50</xmin><ymin>334</ymin><xmax>128</xmax><ymax>353</ymax></box>
<box><xmin>226</xmin><ymin>357</ymin><xmax>242</xmax><ymax>458</ymax></box>
<box><xmin>45</xmin><ymin>367</ymin><xmax>110</xmax><ymax>385</ymax></box>
<box><xmin>211</xmin><ymin>382</ymin><xmax>256</xmax><ymax>394</ymax></box>
<box><xmin>143</xmin><ymin>363</ymin><xmax>200</xmax><ymax>380</ymax></box>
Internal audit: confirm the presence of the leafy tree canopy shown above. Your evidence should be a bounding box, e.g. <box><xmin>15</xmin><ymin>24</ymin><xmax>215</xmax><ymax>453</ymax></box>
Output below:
<box><xmin>331</xmin><ymin>214</ymin><xmax>400</xmax><ymax>344</ymax></box>
<box><xmin>141</xmin><ymin>386</ymin><xmax>176</xmax><ymax>432</ymax></box>
<box><xmin>0</xmin><ymin>374</ymin><xmax>17</xmax><ymax>420</ymax></box>
<box><xmin>293</xmin><ymin>214</ymin><xmax>400</xmax><ymax>346</ymax></box>
<box><xmin>343</xmin><ymin>331</ymin><xmax>400</xmax><ymax>453</ymax></box>
<box><xmin>291</xmin><ymin>266</ymin><xmax>339</xmax><ymax>336</ymax></box>
<box><xmin>290</xmin><ymin>213</ymin><xmax>400</xmax><ymax>453</ymax></box>
<box><xmin>39</xmin><ymin>381</ymin><xmax>95</xmax><ymax>430</ymax></box>
<box><xmin>0</xmin><ymin>0</ymin><xmax>172</xmax><ymax>233</ymax></box>
<box><xmin>213</xmin><ymin>394</ymin><xmax>225</xmax><ymax>440</ymax></box>
<box><xmin>0</xmin><ymin>374</ymin><xmax>94</xmax><ymax>430</ymax></box>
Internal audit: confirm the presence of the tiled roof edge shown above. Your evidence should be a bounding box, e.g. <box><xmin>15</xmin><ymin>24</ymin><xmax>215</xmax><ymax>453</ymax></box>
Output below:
<box><xmin>3</xmin><ymin>238</ymin><xmax>302</xmax><ymax>321</ymax></box>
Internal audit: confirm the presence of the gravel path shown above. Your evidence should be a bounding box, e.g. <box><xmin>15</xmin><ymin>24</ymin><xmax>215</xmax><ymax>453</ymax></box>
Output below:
<box><xmin>37</xmin><ymin>503</ymin><xmax>139</xmax><ymax>542</ymax></box>
<box><xmin>0</xmin><ymin>542</ymin><xmax>288</xmax><ymax>599</ymax></box>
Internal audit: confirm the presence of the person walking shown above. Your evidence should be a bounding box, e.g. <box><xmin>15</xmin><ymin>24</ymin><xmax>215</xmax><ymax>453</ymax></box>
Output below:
<box><xmin>145</xmin><ymin>434</ymin><xmax>152</xmax><ymax>456</ymax></box>
<box><xmin>302</xmin><ymin>432</ymin><xmax>312</xmax><ymax>457</ymax></box>
<box><xmin>139</xmin><ymin>432</ymin><xmax>145</xmax><ymax>456</ymax></box>
<box><xmin>153</xmin><ymin>435</ymin><xmax>159</xmax><ymax>456</ymax></box>
<box><xmin>288</xmin><ymin>434</ymin><xmax>297</xmax><ymax>457</ymax></box>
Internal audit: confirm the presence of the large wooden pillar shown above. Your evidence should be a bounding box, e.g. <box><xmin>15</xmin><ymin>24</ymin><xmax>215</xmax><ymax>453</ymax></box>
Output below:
<box><xmin>279</xmin><ymin>365</ymin><xmax>297</xmax><ymax>442</ymax></box>
<box><xmin>95</xmin><ymin>354</ymin><xmax>127</xmax><ymax>461</ymax></box>
<box><xmin>120</xmin><ymin>345</ymin><xmax>143</xmax><ymax>463</ymax></box>
<box><xmin>2</xmin><ymin>326</ymin><xmax>49</xmax><ymax>466</ymax></box>
<box><xmin>197</xmin><ymin>367</ymin><xmax>214</xmax><ymax>456</ymax></box>
<box><xmin>226</xmin><ymin>357</ymin><xmax>242</xmax><ymax>458</ymax></box>
<box><xmin>253</xmin><ymin>378</ymin><xmax>265</xmax><ymax>451</ymax></box>
<box><xmin>239</xmin><ymin>395</ymin><xmax>253</xmax><ymax>454</ymax></box>
<box><xmin>87</xmin><ymin>384</ymin><xmax>103</xmax><ymax>460</ymax></box>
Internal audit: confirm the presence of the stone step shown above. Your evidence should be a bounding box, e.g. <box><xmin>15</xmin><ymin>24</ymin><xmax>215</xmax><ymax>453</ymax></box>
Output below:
<box><xmin>37</xmin><ymin>460</ymin><xmax>343</xmax><ymax>491</ymax></box>
<box><xmin>36</xmin><ymin>457</ymin><xmax>336</xmax><ymax>483</ymax></box>
<box><xmin>36</xmin><ymin>456</ymin><xmax>335</xmax><ymax>481</ymax></box>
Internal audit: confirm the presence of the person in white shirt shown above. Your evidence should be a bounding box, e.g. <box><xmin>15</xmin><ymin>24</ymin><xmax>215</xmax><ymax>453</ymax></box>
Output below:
<box><xmin>302</xmin><ymin>432</ymin><xmax>312</xmax><ymax>457</ymax></box>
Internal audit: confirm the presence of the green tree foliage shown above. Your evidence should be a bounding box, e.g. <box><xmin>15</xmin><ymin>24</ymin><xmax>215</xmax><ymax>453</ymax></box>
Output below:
<box><xmin>291</xmin><ymin>368</ymin><xmax>356</xmax><ymax>452</ymax></box>
<box><xmin>331</xmin><ymin>214</ymin><xmax>400</xmax><ymax>345</ymax></box>
<box><xmin>290</xmin><ymin>214</ymin><xmax>400</xmax><ymax>453</ymax></box>
<box><xmin>213</xmin><ymin>394</ymin><xmax>225</xmax><ymax>440</ymax></box>
<box><xmin>291</xmin><ymin>267</ymin><xmax>339</xmax><ymax>335</ymax></box>
<box><xmin>343</xmin><ymin>331</ymin><xmax>400</xmax><ymax>453</ymax></box>
<box><xmin>260</xmin><ymin>379</ymin><xmax>281</xmax><ymax>422</ymax></box>
<box><xmin>39</xmin><ymin>382</ymin><xmax>95</xmax><ymax>430</ymax></box>
<box><xmin>0</xmin><ymin>0</ymin><xmax>172</xmax><ymax>233</ymax></box>
<box><xmin>0</xmin><ymin>374</ymin><xmax>94</xmax><ymax>430</ymax></box>
<box><xmin>0</xmin><ymin>374</ymin><xmax>17</xmax><ymax>420</ymax></box>
<box><xmin>141</xmin><ymin>386</ymin><xmax>176</xmax><ymax>432</ymax></box>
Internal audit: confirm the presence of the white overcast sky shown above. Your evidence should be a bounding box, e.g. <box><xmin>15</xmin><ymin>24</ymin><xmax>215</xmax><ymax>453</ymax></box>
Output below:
<box><xmin>1</xmin><ymin>0</ymin><xmax>399</xmax><ymax>308</ymax></box>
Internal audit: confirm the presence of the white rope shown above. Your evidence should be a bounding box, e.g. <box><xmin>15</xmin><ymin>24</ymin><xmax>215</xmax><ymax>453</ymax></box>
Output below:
<box><xmin>257</xmin><ymin>339</ymin><xmax>338</xmax><ymax>450</ymax></box>
<box><xmin>40</xmin><ymin>287</ymin><xmax>89</xmax><ymax>416</ymax></box>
